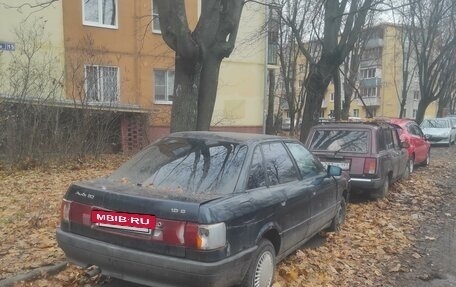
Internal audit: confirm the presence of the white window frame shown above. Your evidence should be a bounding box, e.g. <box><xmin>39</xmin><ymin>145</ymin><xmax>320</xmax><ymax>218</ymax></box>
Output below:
<box><xmin>413</xmin><ymin>90</ymin><xmax>420</xmax><ymax>100</ymax></box>
<box><xmin>82</xmin><ymin>0</ymin><xmax>118</xmax><ymax>29</ymax></box>
<box><xmin>353</xmin><ymin>109</ymin><xmax>360</xmax><ymax>117</ymax></box>
<box><xmin>84</xmin><ymin>64</ymin><xmax>120</xmax><ymax>103</ymax></box>
<box><xmin>154</xmin><ymin>69</ymin><xmax>174</xmax><ymax>104</ymax></box>
<box><xmin>151</xmin><ymin>0</ymin><xmax>161</xmax><ymax>34</ymax></box>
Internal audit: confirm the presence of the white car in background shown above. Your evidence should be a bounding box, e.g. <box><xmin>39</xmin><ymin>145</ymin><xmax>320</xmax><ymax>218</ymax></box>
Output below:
<box><xmin>420</xmin><ymin>118</ymin><xmax>456</xmax><ymax>146</ymax></box>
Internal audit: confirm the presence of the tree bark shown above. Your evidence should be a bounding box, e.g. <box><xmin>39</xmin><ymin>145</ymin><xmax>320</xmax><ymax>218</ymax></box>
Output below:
<box><xmin>170</xmin><ymin>57</ymin><xmax>201</xmax><ymax>132</ymax></box>
<box><xmin>266</xmin><ymin>69</ymin><xmax>276</xmax><ymax>135</ymax></box>
<box><xmin>299</xmin><ymin>64</ymin><xmax>331</xmax><ymax>142</ymax></box>
<box><xmin>157</xmin><ymin>0</ymin><xmax>243</xmax><ymax>132</ymax></box>
<box><xmin>196</xmin><ymin>54</ymin><xmax>222</xmax><ymax>131</ymax></box>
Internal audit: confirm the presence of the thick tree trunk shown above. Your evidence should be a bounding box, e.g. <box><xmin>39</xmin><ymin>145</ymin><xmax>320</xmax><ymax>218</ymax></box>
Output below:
<box><xmin>196</xmin><ymin>54</ymin><xmax>222</xmax><ymax>131</ymax></box>
<box><xmin>415</xmin><ymin>99</ymin><xmax>430</xmax><ymax>124</ymax></box>
<box><xmin>437</xmin><ymin>96</ymin><xmax>449</xmax><ymax>117</ymax></box>
<box><xmin>170</xmin><ymin>57</ymin><xmax>201</xmax><ymax>132</ymax></box>
<box><xmin>266</xmin><ymin>69</ymin><xmax>276</xmax><ymax>135</ymax></box>
<box><xmin>300</xmin><ymin>70</ymin><xmax>329</xmax><ymax>141</ymax></box>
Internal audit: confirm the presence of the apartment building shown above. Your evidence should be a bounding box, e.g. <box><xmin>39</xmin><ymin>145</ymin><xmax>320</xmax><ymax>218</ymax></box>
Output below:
<box><xmin>321</xmin><ymin>24</ymin><xmax>437</xmax><ymax>120</ymax></box>
<box><xmin>1</xmin><ymin>0</ymin><xmax>274</xmax><ymax>151</ymax></box>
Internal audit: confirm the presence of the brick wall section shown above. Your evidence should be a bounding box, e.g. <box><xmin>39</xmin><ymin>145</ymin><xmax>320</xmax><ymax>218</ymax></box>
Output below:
<box><xmin>120</xmin><ymin>116</ymin><xmax>148</xmax><ymax>153</ymax></box>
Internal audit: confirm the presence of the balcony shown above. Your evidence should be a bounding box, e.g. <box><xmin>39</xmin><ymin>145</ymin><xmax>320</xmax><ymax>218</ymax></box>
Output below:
<box><xmin>365</xmin><ymin>38</ymin><xmax>384</xmax><ymax>49</ymax></box>
<box><xmin>360</xmin><ymin>77</ymin><xmax>382</xmax><ymax>87</ymax></box>
<box><xmin>357</xmin><ymin>96</ymin><xmax>381</xmax><ymax>106</ymax></box>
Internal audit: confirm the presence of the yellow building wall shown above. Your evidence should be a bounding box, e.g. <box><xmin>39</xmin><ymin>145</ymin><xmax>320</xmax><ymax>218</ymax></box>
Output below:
<box><xmin>62</xmin><ymin>0</ymin><xmax>198</xmax><ymax>129</ymax></box>
<box><xmin>322</xmin><ymin>24</ymin><xmax>438</xmax><ymax>120</ymax></box>
<box><xmin>0</xmin><ymin>0</ymin><xmax>65</xmax><ymax>96</ymax></box>
<box><xmin>212</xmin><ymin>3</ymin><xmax>267</xmax><ymax>128</ymax></box>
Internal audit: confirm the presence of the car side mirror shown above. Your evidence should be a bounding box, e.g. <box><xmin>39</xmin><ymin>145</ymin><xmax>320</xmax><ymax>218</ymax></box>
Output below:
<box><xmin>424</xmin><ymin>134</ymin><xmax>430</xmax><ymax>140</ymax></box>
<box><xmin>401</xmin><ymin>141</ymin><xmax>410</xmax><ymax>149</ymax></box>
<box><xmin>327</xmin><ymin>165</ymin><xmax>342</xmax><ymax>177</ymax></box>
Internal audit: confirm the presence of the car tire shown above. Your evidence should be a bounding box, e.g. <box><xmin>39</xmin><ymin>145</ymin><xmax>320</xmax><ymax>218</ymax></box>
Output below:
<box><xmin>402</xmin><ymin>159</ymin><xmax>411</xmax><ymax>180</ymax></box>
<box><xmin>409</xmin><ymin>156</ymin><xmax>414</xmax><ymax>174</ymax></box>
<box><xmin>372</xmin><ymin>176</ymin><xmax>389</xmax><ymax>199</ymax></box>
<box><xmin>422</xmin><ymin>150</ymin><xmax>430</xmax><ymax>166</ymax></box>
<box><xmin>241</xmin><ymin>239</ymin><xmax>276</xmax><ymax>287</ymax></box>
<box><xmin>328</xmin><ymin>197</ymin><xmax>347</xmax><ymax>232</ymax></box>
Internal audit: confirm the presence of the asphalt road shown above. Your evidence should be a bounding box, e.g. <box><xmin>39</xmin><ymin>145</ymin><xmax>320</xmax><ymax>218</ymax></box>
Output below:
<box><xmin>395</xmin><ymin>145</ymin><xmax>456</xmax><ymax>287</ymax></box>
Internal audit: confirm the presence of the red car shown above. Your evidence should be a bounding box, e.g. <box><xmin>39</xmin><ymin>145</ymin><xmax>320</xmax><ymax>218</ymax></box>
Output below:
<box><xmin>389</xmin><ymin>118</ymin><xmax>431</xmax><ymax>173</ymax></box>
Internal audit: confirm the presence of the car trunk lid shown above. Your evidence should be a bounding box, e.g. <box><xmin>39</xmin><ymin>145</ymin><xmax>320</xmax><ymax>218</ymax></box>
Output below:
<box><xmin>61</xmin><ymin>179</ymin><xmax>224</xmax><ymax>257</ymax></box>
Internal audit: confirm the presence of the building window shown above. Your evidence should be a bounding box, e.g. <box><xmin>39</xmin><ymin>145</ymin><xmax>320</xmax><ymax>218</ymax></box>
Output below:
<box><xmin>413</xmin><ymin>109</ymin><xmax>417</xmax><ymax>118</ymax></box>
<box><xmin>85</xmin><ymin>65</ymin><xmax>119</xmax><ymax>102</ymax></box>
<box><xmin>329</xmin><ymin>110</ymin><xmax>334</xmax><ymax>118</ymax></box>
<box><xmin>299</xmin><ymin>64</ymin><xmax>304</xmax><ymax>72</ymax></box>
<box><xmin>403</xmin><ymin>108</ymin><xmax>407</xmax><ymax>117</ymax></box>
<box><xmin>353</xmin><ymin>109</ymin><xmax>360</xmax><ymax>117</ymax></box>
<box><xmin>413</xmin><ymin>90</ymin><xmax>420</xmax><ymax>100</ymax></box>
<box><xmin>362</xmin><ymin>47</ymin><xmax>382</xmax><ymax>61</ymax></box>
<box><xmin>83</xmin><ymin>0</ymin><xmax>118</xmax><ymax>28</ymax></box>
<box><xmin>330</xmin><ymin>93</ymin><xmax>334</xmax><ymax>102</ymax></box>
<box><xmin>361</xmin><ymin>87</ymin><xmax>377</xmax><ymax>97</ymax></box>
<box><xmin>366</xmin><ymin>107</ymin><xmax>376</xmax><ymax>118</ymax></box>
<box><xmin>152</xmin><ymin>0</ymin><xmax>161</xmax><ymax>33</ymax></box>
<box><xmin>321</xmin><ymin>109</ymin><xmax>325</xmax><ymax>118</ymax></box>
<box><xmin>360</xmin><ymin>68</ymin><xmax>376</xmax><ymax>79</ymax></box>
<box><xmin>154</xmin><ymin>70</ymin><xmax>174</xmax><ymax>103</ymax></box>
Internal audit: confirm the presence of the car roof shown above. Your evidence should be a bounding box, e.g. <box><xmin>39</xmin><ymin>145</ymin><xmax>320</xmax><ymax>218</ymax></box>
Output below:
<box><xmin>310</xmin><ymin>121</ymin><xmax>391</xmax><ymax>130</ymax></box>
<box><xmin>168</xmin><ymin>131</ymin><xmax>288</xmax><ymax>144</ymax></box>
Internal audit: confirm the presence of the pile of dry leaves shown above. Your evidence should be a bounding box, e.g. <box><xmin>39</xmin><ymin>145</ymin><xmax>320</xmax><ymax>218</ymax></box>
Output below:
<box><xmin>0</xmin><ymin>156</ymin><xmax>445</xmax><ymax>287</ymax></box>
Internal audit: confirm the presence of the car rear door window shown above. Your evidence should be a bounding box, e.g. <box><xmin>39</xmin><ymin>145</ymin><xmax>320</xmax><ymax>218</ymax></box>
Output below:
<box><xmin>309</xmin><ymin>130</ymin><xmax>369</xmax><ymax>153</ymax></box>
<box><xmin>383</xmin><ymin>128</ymin><xmax>394</xmax><ymax>150</ymax></box>
<box><xmin>285</xmin><ymin>142</ymin><xmax>323</xmax><ymax>178</ymax></box>
<box><xmin>261</xmin><ymin>142</ymin><xmax>299</xmax><ymax>186</ymax></box>
<box><xmin>247</xmin><ymin>147</ymin><xmax>267</xmax><ymax>190</ymax></box>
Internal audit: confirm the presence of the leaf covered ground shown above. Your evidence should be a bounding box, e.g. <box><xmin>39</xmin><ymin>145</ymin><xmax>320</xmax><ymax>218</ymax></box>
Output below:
<box><xmin>0</xmin><ymin>155</ymin><xmax>446</xmax><ymax>287</ymax></box>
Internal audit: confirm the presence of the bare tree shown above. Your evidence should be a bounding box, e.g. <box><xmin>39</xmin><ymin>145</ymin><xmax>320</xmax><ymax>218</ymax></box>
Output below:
<box><xmin>155</xmin><ymin>0</ymin><xmax>244</xmax><ymax>132</ymax></box>
<box><xmin>405</xmin><ymin>0</ymin><xmax>456</xmax><ymax>123</ymax></box>
<box><xmin>280</xmin><ymin>0</ymin><xmax>380</xmax><ymax>141</ymax></box>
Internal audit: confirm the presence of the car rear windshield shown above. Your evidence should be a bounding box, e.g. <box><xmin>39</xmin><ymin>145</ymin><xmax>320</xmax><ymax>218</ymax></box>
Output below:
<box><xmin>109</xmin><ymin>137</ymin><xmax>247</xmax><ymax>194</ymax></box>
<box><xmin>421</xmin><ymin>119</ymin><xmax>449</xmax><ymax>128</ymax></box>
<box><xmin>309</xmin><ymin>129</ymin><xmax>369</xmax><ymax>153</ymax></box>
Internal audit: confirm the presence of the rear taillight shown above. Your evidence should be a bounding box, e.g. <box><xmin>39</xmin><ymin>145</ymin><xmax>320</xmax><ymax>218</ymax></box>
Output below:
<box><xmin>60</xmin><ymin>199</ymin><xmax>72</xmax><ymax>222</ymax></box>
<box><xmin>364</xmin><ymin>158</ymin><xmax>377</xmax><ymax>174</ymax></box>
<box><xmin>184</xmin><ymin>222</ymin><xmax>226</xmax><ymax>250</ymax></box>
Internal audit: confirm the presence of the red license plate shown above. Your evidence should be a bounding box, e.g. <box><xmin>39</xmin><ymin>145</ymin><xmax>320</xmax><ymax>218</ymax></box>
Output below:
<box><xmin>91</xmin><ymin>210</ymin><xmax>156</xmax><ymax>230</ymax></box>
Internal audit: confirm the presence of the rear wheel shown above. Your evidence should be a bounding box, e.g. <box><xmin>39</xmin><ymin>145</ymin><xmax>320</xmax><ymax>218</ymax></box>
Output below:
<box><xmin>372</xmin><ymin>176</ymin><xmax>389</xmax><ymax>199</ymax></box>
<box><xmin>402</xmin><ymin>159</ymin><xmax>411</xmax><ymax>180</ymax></box>
<box><xmin>409</xmin><ymin>156</ymin><xmax>414</xmax><ymax>174</ymax></box>
<box><xmin>241</xmin><ymin>240</ymin><xmax>276</xmax><ymax>287</ymax></box>
<box><xmin>422</xmin><ymin>150</ymin><xmax>430</xmax><ymax>166</ymax></box>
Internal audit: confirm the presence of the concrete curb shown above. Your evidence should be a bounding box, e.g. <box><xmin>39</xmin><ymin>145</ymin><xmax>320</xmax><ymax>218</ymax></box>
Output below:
<box><xmin>0</xmin><ymin>261</ymin><xmax>68</xmax><ymax>287</ymax></box>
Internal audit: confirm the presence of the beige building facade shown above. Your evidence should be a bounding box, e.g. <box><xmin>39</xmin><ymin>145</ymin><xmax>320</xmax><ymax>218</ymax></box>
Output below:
<box><xmin>320</xmin><ymin>24</ymin><xmax>437</xmax><ymax>120</ymax></box>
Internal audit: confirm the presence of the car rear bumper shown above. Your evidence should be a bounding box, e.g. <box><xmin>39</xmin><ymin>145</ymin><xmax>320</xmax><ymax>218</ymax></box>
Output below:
<box><xmin>350</xmin><ymin>177</ymin><xmax>384</xmax><ymax>190</ymax></box>
<box><xmin>56</xmin><ymin>228</ymin><xmax>255</xmax><ymax>287</ymax></box>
